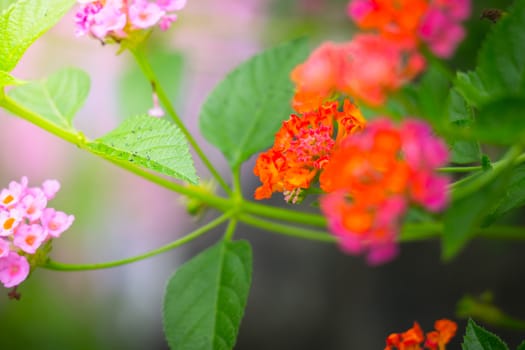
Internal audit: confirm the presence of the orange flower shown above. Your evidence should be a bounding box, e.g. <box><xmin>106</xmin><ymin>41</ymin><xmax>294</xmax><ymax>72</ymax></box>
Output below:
<box><xmin>385</xmin><ymin>322</ymin><xmax>425</xmax><ymax>350</ymax></box>
<box><xmin>385</xmin><ymin>319</ymin><xmax>457</xmax><ymax>350</ymax></box>
<box><xmin>254</xmin><ymin>100</ymin><xmax>365</xmax><ymax>201</ymax></box>
<box><xmin>348</xmin><ymin>0</ymin><xmax>429</xmax><ymax>49</ymax></box>
<box><xmin>424</xmin><ymin>319</ymin><xmax>457</xmax><ymax>350</ymax></box>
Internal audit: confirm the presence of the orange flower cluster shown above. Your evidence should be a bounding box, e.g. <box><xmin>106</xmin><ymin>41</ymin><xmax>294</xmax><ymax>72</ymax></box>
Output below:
<box><xmin>348</xmin><ymin>0</ymin><xmax>471</xmax><ymax>58</ymax></box>
<box><xmin>319</xmin><ymin>118</ymin><xmax>449</xmax><ymax>264</ymax></box>
<box><xmin>348</xmin><ymin>0</ymin><xmax>429</xmax><ymax>49</ymax></box>
<box><xmin>291</xmin><ymin>35</ymin><xmax>424</xmax><ymax>109</ymax></box>
<box><xmin>253</xmin><ymin>100</ymin><xmax>366</xmax><ymax>202</ymax></box>
<box><xmin>385</xmin><ymin>319</ymin><xmax>457</xmax><ymax>350</ymax></box>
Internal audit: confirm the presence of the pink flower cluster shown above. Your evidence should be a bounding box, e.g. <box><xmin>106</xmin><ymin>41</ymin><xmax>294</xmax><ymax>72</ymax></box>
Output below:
<box><xmin>74</xmin><ymin>0</ymin><xmax>187</xmax><ymax>40</ymax></box>
<box><xmin>319</xmin><ymin>118</ymin><xmax>449</xmax><ymax>265</ymax></box>
<box><xmin>0</xmin><ymin>177</ymin><xmax>74</xmax><ymax>288</ymax></box>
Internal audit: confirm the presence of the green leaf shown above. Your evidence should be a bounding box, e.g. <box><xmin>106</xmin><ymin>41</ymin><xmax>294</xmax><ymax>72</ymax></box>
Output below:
<box><xmin>483</xmin><ymin>164</ymin><xmax>525</xmax><ymax>226</ymax></box>
<box><xmin>472</xmin><ymin>97</ymin><xmax>525</xmax><ymax>145</ymax></box>
<box><xmin>0</xmin><ymin>0</ymin><xmax>15</xmax><ymax>13</ymax></box>
<box><xmin>455</xmin><ymin>71</ymin><xmax>490</xmax><ymax>109</ymax></box>
<box><xmin>517</xmin><ymin>341</ymin><xmax>525</xmax><ymax>350</ymax></box>
<box><xmin>163</xmin><ymin>240</ymin><xmax>252</xmax><ymax>350</ymax></box>
<box><xmin>0</xmin><ymin>0</ymin><xmax>75</xmax><ymax>72</ymax></box>
<box><xmin>443</xmin><ymin>169</ymin><xmax>510</xmax><ymax>260</ymax></box>
<box><xmin>88</xmin><ymin>115</ymin><xmax>198</xmax><ymax>184</ymax></box>
<box><xmin>462</xmin><ymin>319</ymin><xmax>509</xmax><ymax>350</ymax></box>
<box><xmin>447</xmin><ymin>89</ymin><xmax>481</xmax><ymax>164</ymax></box>
<box><xmin>8</xmin><ymin>67</ymin><xmax>90</xmax><ymax>129</ymax></box>
<box><xmin>415</xmin><ymin>64</ymin><xmax>450</xmax><ymax>126</ymax></box>
<box><xmin>199</xmin><ymin>38</ymin><xmax>310</xmax><ymax>169</ymax></box>
<box><xmin>0</xmin><ymin>70</ymin><xmax>24</xmax><ymax>87</ymax></box>
<box><xmin>476</xmin><ymin>1</ymin><xmax>525</xmax><ymax>100</ymax></box>
<box><xmin>118</xmin><ymin>50</ymin><xmax>184</xmax><ymax>119</ymax></box>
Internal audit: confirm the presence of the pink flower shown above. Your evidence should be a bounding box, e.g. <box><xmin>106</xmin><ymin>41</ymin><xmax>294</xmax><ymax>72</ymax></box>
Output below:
<box><xmin>418</xmin><ymin>1</ymin><xmax>469</xmax><ymax>58</ymax></box>
<box><xmin>90</xmin><ymin>3</ymin><xmax>127</xmax><ymax>39</ymax></box>
<box><xmin>19</xmin><ymin>189</ymin><xmax>48</xmax><ymax>222</ymax></box>
<box><xmin>0</xmin><ymin>177</ymin><xmax>28</xmax><ymax>209</ymax></box>
<box><xmin>0</xmin><ymin>209</ymin><xmax>23</xmax><ymax>237</ymax></box>
<box><xmin>0</xmin><ymin>252</ymin><xmax>30</xmax><ymax>288</ymax></box>
<box><xmin>401</xmin><ymin>119</ymin><xmax>449</xmax><ymax>168</ymax></box>
<box><xmin>320</xmin><ymin>190</ymin><xmax>403</xmax><ymax>265</ymax></box>
<box><xmin>42</xmin><ymin>180</ymin><xmax>61</xmax><ymax>200</ymax></box>
<box><xmin>74</xmin><ymin>1</ymin><xmax>104</xmax><ymax>37</ymax></box>
<box><xmin>75</xmin><ymin>0</ymin><xmax>187</xmax><ymax>39</ymax></box>
<box><xmin>129</xmin><ymin>2</ymin><xmax>165</xmax><ymax>29</ymax></box>
<box><xmin>410</xmin><ymin>171</ymin><xmax>449</xmax><ymax>212</ymax></box>
<box><xmin>158</xmin><ymin>13</ymin><xmax>178</xmax><ymax>31</ymax></box>
<box><xmin>433</xmin><ymin>0</ymin><xmax>470</xmax><ymax>21</ymax></box>
<box><xmin>13</xmin><ymin>224</ymin><xmax>46</xmax><ymax>254</ymax></box>
<box><xmin>347</xmin><ymin>0</ymin><xmax>376</xmax><ymax>22</ymax></box>
<box><xmin>157</xmin><ymin>0</ymin><xmax>186</xmax><ymax>12</ymax></box>
<box><xmin>0</xmin><ymin>239</ymin><xmax>10</xmax><ymax>258</ymax></box>
<box><xmin>41</xmin><ymin>208</ymin><xmax>75</xmax><ymax>239</ymax></box>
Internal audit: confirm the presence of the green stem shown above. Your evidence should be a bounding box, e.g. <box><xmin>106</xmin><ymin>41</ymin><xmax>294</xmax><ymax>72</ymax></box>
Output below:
<box><xmin>105</xmin><ymin>157</ymin><xmax>232</xmax><ymax>212</ymax></box>
<box><xmin>0</xmin><ymin>94</ymin><xmax>86</xmax><ymax>147</ymax></box>
<box><xmin>399</xmin><ymin>222</ymin><xmax>442</xmax><ymax>241</ymax></box>
<box><xmin>0</xmin><ymin>92</ymin><xmax>236</xmax><ymax>213</ymax></box>
<box><xmin>241</xmin><ymin>201</ymin><xmax>327</xmax><ymax>227</ymax></box>
<box><xmin>223</xmin><ymin>218</ymin><xmax>237</xmax><ymax>241</ymax></box>
<box><xmin>477</xmin><ymin>225</ymin><xmax>525</xmax><ymax>240</ymax></box>
<box><xmin>43</xmin><ymin>212</ymin><xmax>233</xmax><ymax>271</ymax></box>
<box><xmin>238</xmin><ymin>214</ymin><xmax>335</xmax><ymax>243</ymax></box>
<box><xmin>439</xmin><ymin>165</ymin><xmax>483</xmax><ymax>173</ymax></box>
<box><xmin>130</xmin><ymin>47</ymin><xmax>231</xmax><ymax>194</ymax></box>
<box><xmin>450</xmin><ymin>145</ymin><xmax>523</xmax><ymax>199</ymax></box>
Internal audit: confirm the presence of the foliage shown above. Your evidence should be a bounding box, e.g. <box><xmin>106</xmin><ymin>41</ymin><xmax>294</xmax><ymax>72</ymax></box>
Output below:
<box><xmin>1</xmin><ymin>0</ymin><xmax>525</xmax><ymax>349</ymax></box>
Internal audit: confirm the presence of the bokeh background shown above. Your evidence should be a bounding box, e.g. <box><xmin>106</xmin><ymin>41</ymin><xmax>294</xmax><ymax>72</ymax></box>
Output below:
<box><xmin>1</xmin><ymin>0</ymin><xmax>523</xmax><ymax>349</ymax></box>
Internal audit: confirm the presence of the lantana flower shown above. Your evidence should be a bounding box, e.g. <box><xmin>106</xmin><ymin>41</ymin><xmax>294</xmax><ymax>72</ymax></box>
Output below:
<box><xmin>385</xmin><ymin>319</ymin><xmax>457</xmax><ymax>350</ymax></box>
<box><xmin>319</xmin><ymin>118</ymin><xmax>449</xmax><ymax>265</ymax></box>
<box><xmin>253</xmin><ymin>100</ymin><xmax>366</xmax><ymax>202</ymax></box>
<box><xmin>74</xmin><ymin>0</ymin><xmax>187</xmax><ymax>40</ymax></box>
<box><xmin>347</xmin><ymin>0</ymin><xmax>471</xmax><ymax>58</ymax></box>
<box><xmin>291</xmin><ymin>34</ymin><xmax>425</xmax><ymax>108</ymax></box>
<box><xmin>0</xmin><ymin>177</ymin><xmax>74</xmax><ymax>290</ymax></box>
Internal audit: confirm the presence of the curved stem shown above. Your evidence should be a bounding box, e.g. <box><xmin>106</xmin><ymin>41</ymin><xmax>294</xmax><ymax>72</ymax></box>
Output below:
<box><xmin>238</xmin><ymin>214</ymin><xmax>335</xmax><ymax>243</ymax></box>
<box><xmin>130</xmin><ymin>47</ymin><xmax>231</xmax><ymax>195</ymax></box>
<box><xmin>0</xmin><ymin>94</ymin><xmax>86</xmax><ymax>147</ymax></box>
<box><xmin>0</xmin><ymin>92</ymin><xmax>235</xmax><ymax>212</ymax></box>
<box><xmin>241</xmin><ymin>200</ymin><xmax>327</xmax><ymax>227</ymax></box>
<box><xmin>43</xmin><ymin>212</ymin><xmax>233</xmax><ymax>271</ymax></box>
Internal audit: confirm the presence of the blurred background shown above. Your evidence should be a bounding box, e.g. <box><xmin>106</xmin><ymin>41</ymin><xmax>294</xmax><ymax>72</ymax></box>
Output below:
<box><xmin>1</xmin><ymin>0</ymin><xmax>523</xmax><ymax>349</ymax></box>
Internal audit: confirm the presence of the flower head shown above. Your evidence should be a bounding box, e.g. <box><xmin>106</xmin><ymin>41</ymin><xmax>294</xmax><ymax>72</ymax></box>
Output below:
<box><xmin>74</xmin><ymin>0</ymin><xmax>187</xmax><ymax>41</ymax></box>
<box><xmin>254</xmin><ymin>100</ymin><xmax>366</xmax><ymax>201</ymax></box>
<box><xmin>0</xmin><ymin>178</ymin><xmax>74</xmax><ymax>290</ymax></box>
<box><xmin>291</xmin><ymin>34</ymin><xmax>425</xmax><ymax>108</ymax></box>
<box><xmin>347</xmin><ymin>0</ymin><xmax>471</xmax><ymax>58</ymax></box>
<box><xmin>320</xmin><ymin>118</ymin><xmax>448</xmax><ymax>264</ymax></box>
<box><xmin>385</xmin><ymin>319</ymin><xmax>457</xmax><ymax>350</ymax></box>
